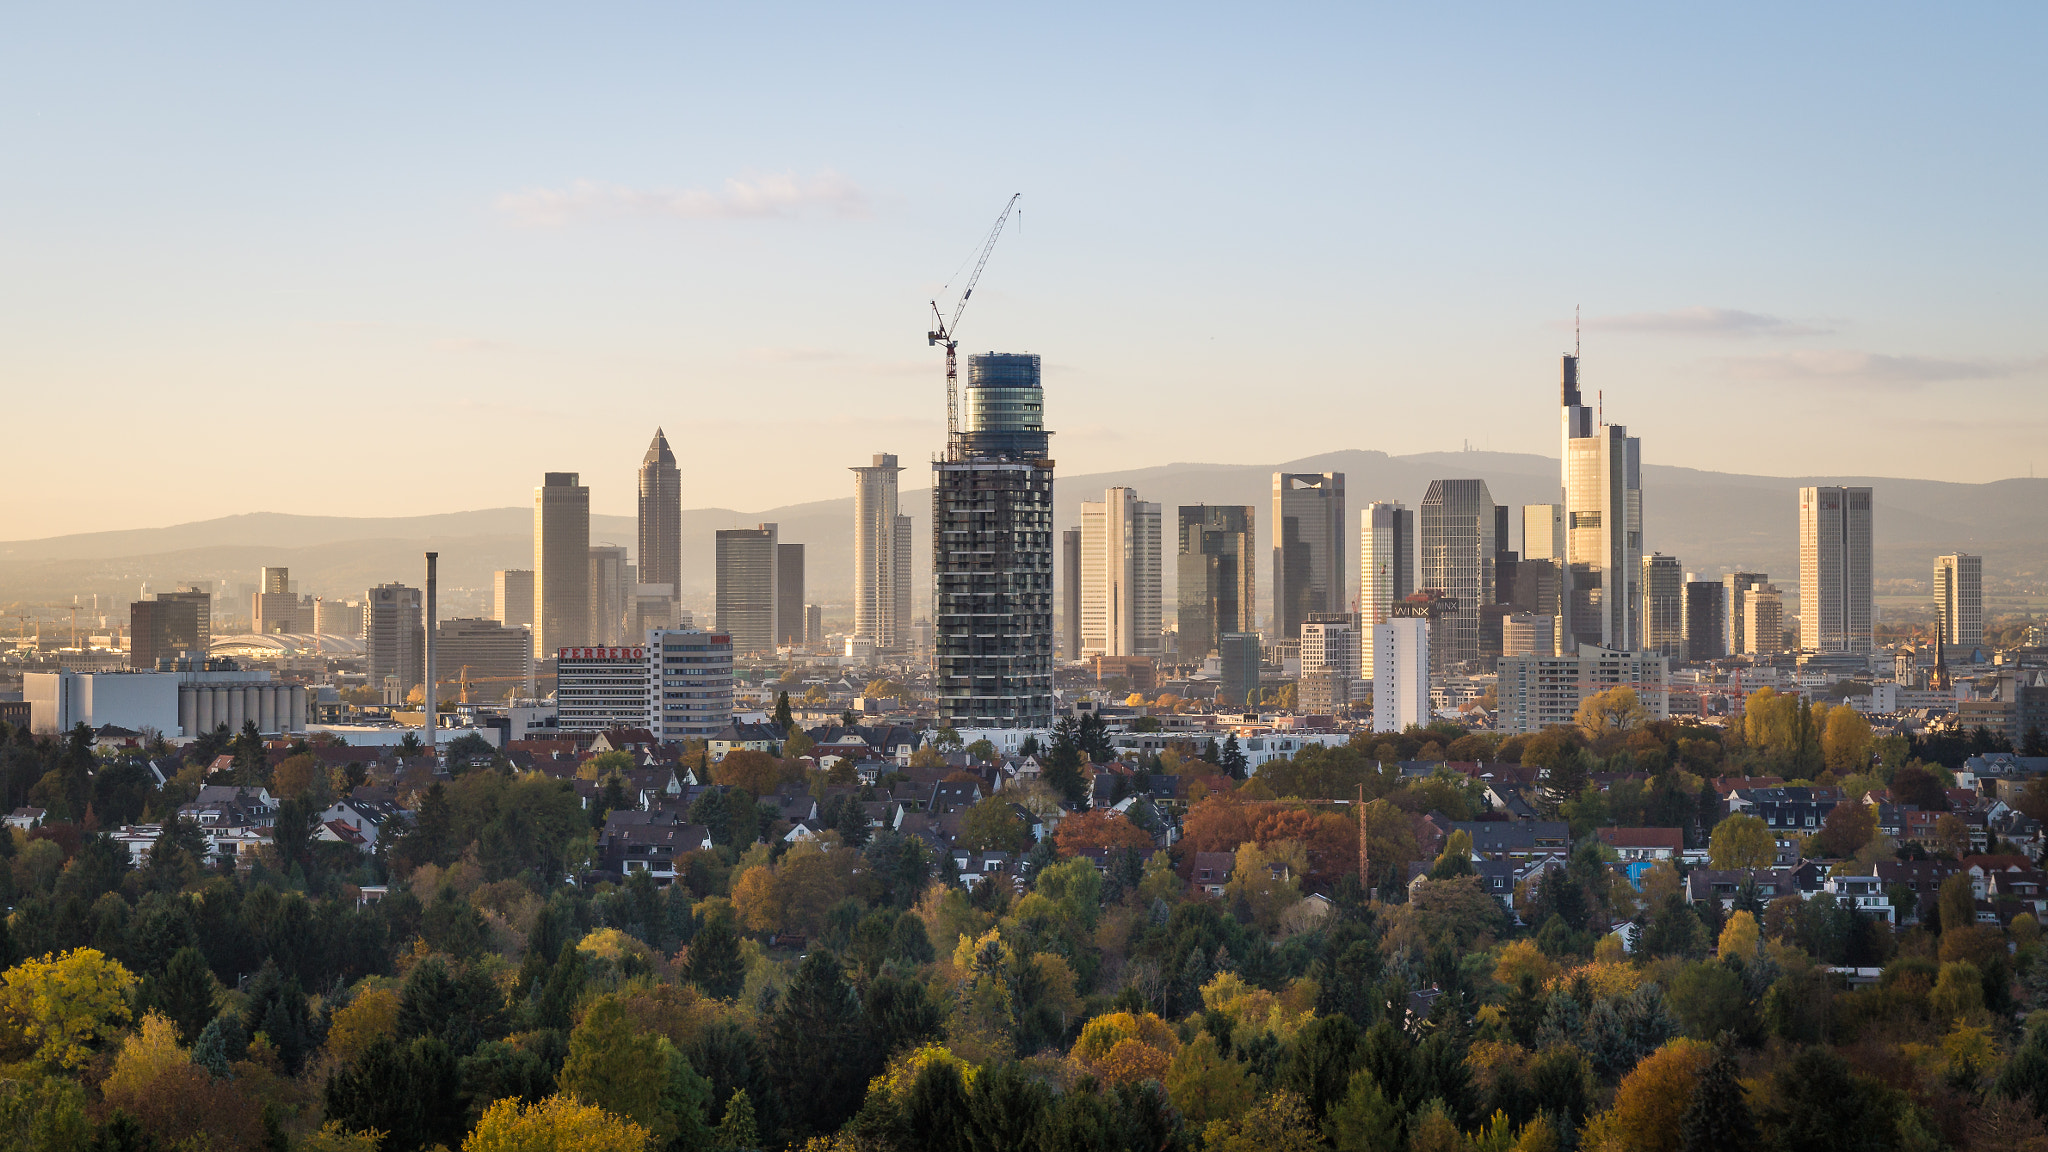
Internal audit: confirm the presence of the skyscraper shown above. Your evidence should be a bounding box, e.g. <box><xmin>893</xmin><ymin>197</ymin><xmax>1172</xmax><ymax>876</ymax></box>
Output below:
<box><xmin>534</xmin><ymin>472</ymin><xmax>590</xmax><ymax>656</ymax></box>
<box><xmin>1218</xmin><ymin>632</ymin><xmax>1262</xmax><ymax>711</ymax></box>
<box><xmin>637</xmin><ymin>429</ymin><xmax>681</xmax><ymax>605</ymax></box>
<box><xmin>130</xmin><ymin>597</ymin><xmax>204</xmax><ymax>670</ymax></box>
<box><xmin>254</xmin><ymin>566</ymin><xmax>299</xmax><ymax>635</ymax></box>
<box><xmin>1079</xmin><ymin>487</ymin><xmax>1162</xmax><ymax>658</ymax></box>
<box><xmin>1061</xmin><ymin>527</ymin><xmax>1083</xmax><ymax>661</ymax></box>
<box><xmin>1684</xmin><ymin>579</ymin><xmax>1727</xmax><ymax>663</ymax></box>
<box><xmin>1722</xmin><ymin>572</ymin><xmax>1769</xmax><ymax>655</ymax></box>
<box><xmin>1359</xmin><ymin>501</ymin><xmax>1414</xmax><ymax>678</ymax></box>
<box><xmin>365</xmin><ymin>583</ymin><xmax>423</xmax><ymax>692</ymax></box>
<box><xmin>852</xmin><ymin>453</ymin><xmax>911</xmax><ymax>650</ymax></box>
<box><xmin>1177</xmin><ymin>505</ymin><xmax>1255</xmax><ymax>662</ymax></box>
<box><xmin>714</xmin><ymin>524</ymin><xmax>779</xmax><ymax>656</ymax></box>
<box><xmin>588</xmin><ymin>545</ymin><xmax>629</xmax><ymax>647</ymax></box>
<box><xmin>1742</xmin><ymin>584</ymin><xmax>1786</xmax><ymax>655</ymax></box>
<box><xmin>1419</xmin><ymin>479</ymin><xmax>1495</xmax><ymax>674</ymax></box>
<box><xmin>1641</xmin><ymin>553</ymin><xmax>1684</xmax><ymax>658</ymax></box>
<box><xmin>493</xmin><ymin>570</ymin><xmax>534</xmax><ymax>628</ymax></box>
<box><xmin>1934</xmin><ymin>553</ymin><xmax>1982</xmax><ymax>655</ymax></box>
<box><xmin>1559</xmin><ymin>355</ymin><xmax>1642</xmax><ymax>652</ymax></box>
<box><xmin>1272</xmin><ymin>472</ymin><xmax>1344</xmax><ymax>643</ymax></box>
<box><xmin>1798</xmin><ymin>486</ymin><xmax>1874</xmax><ymax>653</ymax></box>
<box><xmin>777</xmin><ymin>543</ymin><xmax>806</xmax><ymax>647</ymax></box>
<box><xmin>154</xmin><ymin>586</ymin><xmax>212</xmax><ymax>654</ymax></box>
<box><xmin>1372</xmin><ymin>618</ymin><xmax>1429</xmax><ymax>733</ymax></box>
<box><xmin>933</xmin><ymin>352</ymin><xmax>1054</xmax><ymax>728</ymax></box>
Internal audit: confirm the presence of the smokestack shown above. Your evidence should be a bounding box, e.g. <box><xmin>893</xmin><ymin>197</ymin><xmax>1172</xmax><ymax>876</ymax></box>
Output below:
<box><xmin>424</xmin><ymin>552</ymin><xmax>438</xmax><ymax>759</ymax></box>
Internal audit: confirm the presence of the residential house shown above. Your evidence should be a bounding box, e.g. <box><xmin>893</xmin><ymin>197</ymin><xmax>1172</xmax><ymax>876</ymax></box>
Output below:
<box><xmin>1597</xmin><ymin>827</ymin><xmax>1682</xmax><ymax>862</ymax></box>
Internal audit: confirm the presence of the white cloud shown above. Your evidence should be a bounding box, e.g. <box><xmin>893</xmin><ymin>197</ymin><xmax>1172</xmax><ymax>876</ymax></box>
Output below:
<box><xmin>499</xmin><ymin>170</ymin><xmax>869</xmax><ymax>226</ymax></box>
<box><xmin>1716</xmin><ymin>349</ymin><xmax>2031</xmax><ymax>387</ymax></box>
<box><xmin>1584</xmin><ymin>306</ymin><xmax>1830</xmax><ymax>338</ymax></box>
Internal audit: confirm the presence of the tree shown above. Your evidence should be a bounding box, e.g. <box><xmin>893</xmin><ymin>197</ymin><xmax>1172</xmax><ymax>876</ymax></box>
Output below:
<box><xmin>578</xmin><ymin>750</ymin><xmax>635</xmax><ymax>781</ymax></box>
<box><xmin>396</xmin><ymin>957</ymin><xmax>509</xmax><ymax>1058</ymax></box>
<box><xmin>1707</xmin><ymin>814</ymin><xmax>1774</xmax><ymax>870</ymax></box>
<box><xmin>1222</xmin><ymin>839</ymin><xmax>1307</xmax><ymax>932</ymax></box>
<box><xmin>1820</xmin><ymin>705</ymin><xmax>1874</xmax><ymax>773</ymax></box>
<box><xmin>0</xmin><ymin>947</ymin><xmax>135</xmax><ymax>1071</ymax></box>
<box><xmin>714</xmin><ymin>750</ymin><xmax>786</xmax><ymax>796</ymax></box>
<box><xmin>1577</xmin><ymin>687</ymin><xmax>1649</xmax><ymax>739</ymax></box>
<box><xmin>1678</xmin><ymin>1041</ymin><xmax>1758</xmax><ymax>1152</ymax></box>
<box><xmin>717</xmin><ymin>1086</ymin><xmax>761</xmax><ymax>1150</ymax></box>
<box><xmin>1221</xmin><ymin>734</ymin><xmax>1248</xmax><ymax>778</ymax></box>
<box><xmin>325</xmin><ymin>1035</ymin><xmax>465</xmax><ymax>1152</ymax></box>
<box><xmin>151</xmin><ymin>945</ymin><xmax>219</xmax><ymax>1045</ymax></box>
<box><xmin>1201</xmin><ymin>1090</ymin><xmax>1323</xmax><ymax>1152</ymax></box>
<box><xmin>688</xmin><ymin>916</ymin><xmax>747</xmax><ymax>999</ymax></box>
<box><xmin>463</xmin><ymin>1094</ymin><xmax>651</xmax><ymax>1152</ymax></box>
<box><xmin>958</xmin><ymin>797</ymin><xmax>1031</xmax><ymax>854</ymax></box>
<box><xmin>559</xmin><ymin>995</ymin><xmax>668</xmax><ymax>1130</ymax></box>
<box><xmin>1810</xmin><ymin>800</ymin><xmax>1875</xmax><ymax>859</ymax></box>
<box><xmin>1325</xmin><ymin>1069</ymin><xmax>1404</xmax><ymax>1152</ymax></box>
<box><xmin>1938</xmin><ymin>871</ymin><xmax>1976</xmax><ymax>935</ymax></box>
<box><xmin>1716</xmin><ymin>910</ymin><xmax>1761</xmax><ymax>962</ymax></box>
<box><xmin>1580</xmin><ymin>1039</ymin><xmax>1706</xmax><ymax>1152</ymax></box>
<box><xmin>1052</xmin><ymin>809</ymin><xmax>1153</xmax><ymax>857</ymax></box>
<box><xmin>1165</xmin><ymin>1031</ymin><xmax>1254</xmax><ymax>1129</ymax></box>
<box><xmin>964</xmin><ymin>738</ymin><xmax>997</xmax><ymax>764</ymax></box>
<box><xmin>769</xmin><ymin>949</ymin><xmax>870</xmax><ymax>1138</ymax></box>
<box><xmin>1892</xmin><ymin>763</ymin><xmax>1948</xmax><ymax>811</ymax></box>
<box><xmin>774</xmin><ymin>692</ymin><xmax>794</xmax><ymax>732</ymax></box>
<box><xmin>1429</xmin><ymin>828</ymin><xmax>1475</xmax><ymax>880</ymax></box>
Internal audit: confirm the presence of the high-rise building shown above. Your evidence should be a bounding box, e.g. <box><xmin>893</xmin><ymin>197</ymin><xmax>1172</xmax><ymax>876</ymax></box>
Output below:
<box><xmin>1301</xmin><ymin>616</ymin><xmax>1359</xmax><ymax>678</ymax></box>
<box><xmin>129</xmin><ymin>598</ymin><xmax>204</xmax><ymax>670</ymax></box>
<box><xmin>1934</xmin><ymin>553</ymin><xmax>1983</xmax><ymax>655</ymax></box>
<box><xmin>1061</xmin><ymin>527</ymin><xmax>1083</xmax><ymax>660</ymax></box>
<box><xmin>805</xmin><ymin>605</ymin><xmax>823</xmax><ymax>647</ymax></box>
<box><xmin>1559</xmin><ymin>356</ymin><xmax>1642</xmax><ymax>652</ymax></box>
<box><xmin>1641</xmin><ymin>554</ymin><xmax>1684</xmax><ymax>658</ymax></box>
<box><xmin>150</xmin><ymin>586</ymin><xmax>213</xmax><ymax>658</ymax></box>
<box><xmin>1272</xmin><ymin>472</ymin><xmax>1344</xmax><ymax>643</ymax></box>
<box><xmin>648</xmin><ymin>628</ymin><xmax>735</xmax><ymax>740</ymax></box>
<box><xmin>627</xmin><ymin>584</ymin><xmax>679</xmax><ymax>642</ymax></box>
<box><xmin>1218</xmin><ymin>632</ymin><xmax>1262</xmax><ymax>711</ymax></box>
<box><xmin>1372</xmin><ymin>618</ymin><xmax>1429</xmax><ymax>733</ymax></box>
<box><xmin>555</xmin><ymin>642</ymin><xmax>650</xmax><ymax>734</ymax></box>
<box><xmin>852</xmin><ymin>453</ymin><xmax>911</xmax><ymax>650</ymax></box>
<box><xmin>933</xmin><ymin>352</ymin><xmax>1054</xmax><ymax>728</ymax></box>
<box><xmin>1742</xmin><ymin>584</ymin><xmax>1785</xmax><ymax>655</ymax></box>
<box><xmin>1177</xmin><ymin>505</ymin><xmax>1255</xmax><ymax>663</ymax></box>
<box><xmin>1419</xmin><ymin>480</ymin><xmax>1495</xmax><ymax>674</ymax></box>
<box><xmin>1722</xmin><ymin>572</ymin><xmax>1768</xmax><ymax>654</ymax></box>
<box><xmin>312</xmin><ymin>598</ymin><xmax>363</xmax><ymax>638</ymax></box>
<box><xmin>1497</xmin><ymin>645</ymin><xmax>1669</xmax><ymax>735</ymax></box>
<box><xmin>535</xmin><ymin>473</ymin><xmax>590</xmax><ymax>656</ymax></box>
<box><xmin>637</xmin><ymin>429</ymin><xmax>681</xmax><ymax>604</ymax></box>
<box><xmin>1080</xmin><ymin>487</ymin><xmax>1162</xmax><ymax>658</ymax></box>
<box><xmin>1798</xmin><ymin>486</ymin><xmax>1874</xmax><ymax>653</ymax></box>
<box><xmin>1684</xmin><ymin>580</ymin><xmax>1727</xmax><ymax>663</ymax></box>
<box><xmin>365</xmin><ymin>583</ymin><xmax>423</xmax><ymax>693</ymax></box>
<box><xmin>436</xmin><ymin>618</ymin><xmax>534</xmax><ymax>700</ymax></box>
<box><xmin>1522</xmin><ymin>504</ymin><xmax>1564</xmax><ymax>562</ymax></box>
<box><xmin>777</xmin><ymin>543</ymin><xmax>805</xmax><ymax>647</ymax></box>
<box><xmin>493</xmin><ymin>570</ymin><xmax>535</xmax><ymax>629</ymax></box>
<box><xmin>1359</xmin><ymin>501</ymin><xmax>1414</xmax><ymax>678</ymax></box>
<box><xmin>714</xmin><ymin>524</ymin><xmax>779</xmax><ymax>656</ymax></box>
<box><xmin>1502</xmin><ymin>614</ymin><xmax>1555</xmax><ymax>658</ymax></box>
<box><xmin>253</xmin><ymin>566</ymin><xmax>300</xmax><ymax>635</ymax></box>
<box><xmin>588</xmin><ymin>545</ymin><xmax>629</xmax><ymax>647</ymax></box>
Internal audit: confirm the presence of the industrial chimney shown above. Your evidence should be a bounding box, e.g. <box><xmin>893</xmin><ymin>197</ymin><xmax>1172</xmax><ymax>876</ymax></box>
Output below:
<box><xmin>424</xmin><ymin>551</ymin><xmax>438</xmax><ymax>759</ymax></box>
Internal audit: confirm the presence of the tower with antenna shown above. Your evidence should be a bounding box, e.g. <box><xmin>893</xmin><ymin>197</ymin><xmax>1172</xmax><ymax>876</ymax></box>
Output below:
<box><xmin>1556</xmin><ymin>308</ymin><xmax>1643</xmax><ymax>653</ymax></box>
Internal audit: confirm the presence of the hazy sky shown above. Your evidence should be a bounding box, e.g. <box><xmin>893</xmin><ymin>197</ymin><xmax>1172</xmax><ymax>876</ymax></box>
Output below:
<box><xmin>3</xmin><ymin>4</ymin><xmax>2044</xmax><ymax>540</ymax></box>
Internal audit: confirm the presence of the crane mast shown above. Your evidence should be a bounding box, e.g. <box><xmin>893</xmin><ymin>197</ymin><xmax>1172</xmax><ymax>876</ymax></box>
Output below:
<box><xmin>928</xmin><ymin>193</ymin><xmax>1021</xmax><ymax>457</ymax></box>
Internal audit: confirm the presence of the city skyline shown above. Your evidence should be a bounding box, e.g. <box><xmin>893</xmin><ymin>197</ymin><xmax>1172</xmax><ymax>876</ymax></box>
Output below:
<box><xmin>5</xmin><ymin>8</ymin><xmax>2048</xmax><ymax>541</ymax></box>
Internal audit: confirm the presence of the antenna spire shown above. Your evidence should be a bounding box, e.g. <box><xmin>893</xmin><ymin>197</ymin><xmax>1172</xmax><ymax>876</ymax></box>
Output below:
<box><xmin>1574</xmin><ymin>304</ymin><xmax>1581</xmax><ymax>358</ymax></box>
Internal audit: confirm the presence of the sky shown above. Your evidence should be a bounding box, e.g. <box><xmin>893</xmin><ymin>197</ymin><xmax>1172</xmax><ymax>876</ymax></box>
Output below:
<box><xmin>2</xmin><ymin>3</ymin><xmax>2044</xmax><ymax>540</ymax></box>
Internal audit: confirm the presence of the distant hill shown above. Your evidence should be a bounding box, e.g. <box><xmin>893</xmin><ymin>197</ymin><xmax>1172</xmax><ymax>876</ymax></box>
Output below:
<box><xmin>4</xmin><ymin>452</ymin><xmax>2042</xmax><ymax>621</ymax></box>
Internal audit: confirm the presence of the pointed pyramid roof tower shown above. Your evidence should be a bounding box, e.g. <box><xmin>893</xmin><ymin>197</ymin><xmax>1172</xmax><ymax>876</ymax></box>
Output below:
<box><xmin>643</xmin><ymin>427</ymin><xmax>676</xmax><ymax>468</ymax></box>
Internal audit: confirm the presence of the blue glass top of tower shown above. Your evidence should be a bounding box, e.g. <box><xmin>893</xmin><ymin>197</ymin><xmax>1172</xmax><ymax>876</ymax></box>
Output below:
<box><xmin>960</xmin><ymin>352</ymin><xmax>1049</xmax><ymax>457</ymax></box>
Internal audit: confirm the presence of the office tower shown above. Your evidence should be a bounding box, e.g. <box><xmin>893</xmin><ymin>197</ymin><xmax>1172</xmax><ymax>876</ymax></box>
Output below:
<box><xmin>365</xmin><ymin>583</ymin><xmax>423</xmax><ymax>692</ymax></box>
<box><xmin>588</xmin><ymin>545</ymin><xmax>629</xmax><ymax>647</ymax></box>
<box><xmin>1419</xmin><ymin>479</ymin><xmax>1495</xmax><ymax>674</ymax></box>
<box><xmin>1684</xmin><ymin>580</ymin><xmax>1727</xmax><ymax>662</ymax></box>
<box><xmin>627</xmin><ymin>584</ymin><xmax>676</xmax><ymax>642</ymax></box>
<box><xmin>535</xmin><ymin>472</ymin><xmax>591</xmax><ymax>656</ymax></box>
<box><xmin>1934</xmin><ymin>553</ymin><xmax>1983</xmax><ymax>655</ymax></box>
<box><xmin>1218</xmin><ymin>632</ymin><xmax>1262</xmax><ymax>710</ymax></box>
<box><xmin>129</xmin><ymin>598</ymin><xmax>204</xmax><ymax>670</ymax></box>
<box><xmin>313</xmin><ymin>598</ymin><xmax>363</xmax><ymax>638</ymax></box>
<box><xmin>852</xmin><ymin>453</ymin><xmax>911</xmax><ymax>649</ymax></box>
<box><xmin>1503</xmin><ymin>614</ymin><xmax>1555</xmax><ymax>658</ymax></box>
<box><xmin>1177</xmin><ymin>505</ymin><xmax>1256</xmax><ymax>663</ymax></box>
<box><xmin>436</xmin><ymin>618</ymin><xmax>533</xmax><ymax>701</ymax></box>
<box><xmin>1372</xmin><ymin>618</ymin><xmax>1429</xmax><ymax>733</ymax></box>
<box><xmin>1359</xmin><ymin>502</ymin><xmax>1414</xmax><ymax>678</ymax></box>
<box><xmin>493</xmin><ymin>570</ymin><xmax>535</xmax><ymax>628</ymax></box>
<box><xmin>1522</xmin><ymin>504</ymin><xmax>1564</xmax><ymax>561</ymax></box>
<box><xmin>1641</xmin><ymin>554</ymin><xmax>1684</xmax><ymax>658</ymax></box>
<box><xmin>1798</xmin><ymin>486</ymin><xmax>1874</xmax><ymax>653</ymax></box>
<box><xmin>1272</xmin><ymin>473</ymin><xmax>1344</xmax><ymax>643</ymax></box>
<box><xmin>1061</xmin><ymin>528</ymin><xmax>1083</xmax><ymax>660</ymax></box>
<box><xmin>648</xmin><ymin>628</ymin><xmax>735</xmax><ymax>740</ymax></box>
<box><xmin>1301</xmin><ymin>615</ymin><xmax>1359</xmax><ymax>677</ymax></box>
<box><xmin>155</xmin><ymin>587</ymin><xmax>212</xmax><ymax>654</ymax></box>
<box><xmin>933</xmin><ymin>352</ymin><xmax>1055</xmax><ymax>728</ymax></box>
<box><xmin>1741</xmin><ymin>584</ymin><xmax>1785</xmax><ymax>655</ymax></box>
<box><xmin>1079</xmin><ymin>487</ymin><xmax>1163</xmax><ymax>657</ymax></box>
<box><xmin>714</xmin><ymin>524</ymin><xmax>779</xmax><ymax>655</ymax></box>
<box><xmin>777</xmin><ymin>543</ymin><xmax>805</xmax><ymax>647</ymax></box>
<box><xmin>638</xmin><ymin>429</ymin><xmax>681</xmax><ymax>603</ymax></box>
<box><xmin>1497</xmin><ymin>645</ymin><xmax>1669</xmax><ymax>735</ymax></box>
<box><xmin>807</xmin><ymin>605</ymin><xmax>824</xmax><ymax>647</ymax></box>
<box><xmin>555</xmin><ymin>641</ymin><xmax>651</xmax><ymax>734</ymax></box>
<box><xmin>1558</xmin><ymin>356</ymin><xmax>1643</xmax><ymax>652</ymax></box>
<box><xmin>1722</xmin><ymin>572</ymin><xmax>1768</xmax><ymax>654</ymax></box>
<box><xmin>253</xmin><ymin>566</ymin><xmax>299</xmax><ymax>634</ymax></box>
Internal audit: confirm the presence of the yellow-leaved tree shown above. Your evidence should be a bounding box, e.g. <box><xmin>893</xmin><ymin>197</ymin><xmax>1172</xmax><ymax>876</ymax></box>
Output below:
<box><xmin>1580</xmin><ymin>1039</ymin><xmax>1706</xmax><ymax>1152</ymax></box>
<box><xmin>1071</xmin><ymin>1011</ymin><xmax>1178</xmax><ymax>1086</ymax></box>
<box><xmin>1575</xmin><ymin>686</ymin><xmax>1648</xmax><ymax>739</ymax></box>
<box><xmin>0</xmin><ymin>947</ymin><xmax>136</xmax><ymax>1071</ymax></box>
<box><xmin>463</xmin><ymin>1095</ymin><xmax>651</xmax><ymax>1152</ymax></box>
<box><xmin>1717</xmin><ymin>910</ymin><xmax>1762</xmax><ymax>962</ymax></box>
<box><xmin>1707</xmin><ymin>814</ymin><xmax>1775</xmax><ymax>870</ymax></box>
<box><xmin>1821</xmin><ymin>703</ymin><xmax>1874</xmax><ymax>773</ymax></box>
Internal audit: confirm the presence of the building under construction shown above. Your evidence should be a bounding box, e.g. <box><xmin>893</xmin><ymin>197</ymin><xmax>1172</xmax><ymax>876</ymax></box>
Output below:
<box><xmin>933</xmin><ymin>352</ymin><xmax>1055</xmax><ymax>729</ymax></box>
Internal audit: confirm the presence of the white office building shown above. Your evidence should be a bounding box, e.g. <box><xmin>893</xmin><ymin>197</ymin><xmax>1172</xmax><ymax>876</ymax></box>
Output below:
<box><xmin>1079</xmin><ymin>487</ymin><xmax>1163</xmax><ymax>657</ymax></box>
<box><xmin>554</xmin><ymin>644</ymin><xmax>651</xmax><ymax>734</ymax></box>
<box><xmin>1372</xmin><ymin>618</ymin><xmax>1430</xmax><ymax>733</ymax></box>
<box><xmin>1798</xmin><ymin>486</ymin><xmax>1874</xmax><ymax>654</ymax></box>
<box><xmin>1495</xmin><ymin>644</ymin><xmax>1669</xmax><ymax>735</ymax></box>
<box><xmin>648</xmin><ymin>628</ymin><xmax>735</xmax><ymax>740</ymax></box>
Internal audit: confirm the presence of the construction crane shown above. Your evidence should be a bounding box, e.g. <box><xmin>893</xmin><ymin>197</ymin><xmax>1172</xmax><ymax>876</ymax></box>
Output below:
<box><xmin>928</xmin><ymin>193</ymin><xmax>1022</xmax><ymax>455</ymax></box>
